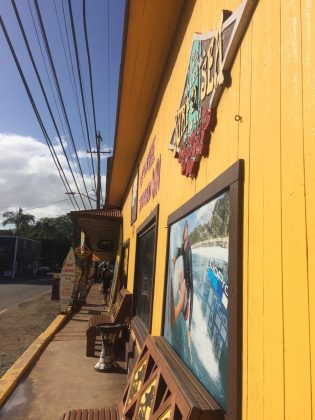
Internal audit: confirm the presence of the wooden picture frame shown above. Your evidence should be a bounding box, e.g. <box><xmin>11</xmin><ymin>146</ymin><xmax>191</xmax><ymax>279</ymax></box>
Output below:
<box><xmin>132</xmin><ymin>205</ymin><xmax>159</xmax><ymax>337</ymax></box>
<box><xmin>162</xmin><ymin>160</ymin><xmax>244</xmax><ymax>419</ymax></box>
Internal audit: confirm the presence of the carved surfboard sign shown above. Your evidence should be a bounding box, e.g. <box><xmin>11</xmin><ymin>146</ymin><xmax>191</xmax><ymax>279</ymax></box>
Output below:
<box><xmin>60</xmin><ymin>247</ymin><xmax>76</xmax><ymax>313</ymax></box>
<box><xmin>169</xmin><ymin>0</ymin><xmax>258</xmax><ymax>177</ymax></box>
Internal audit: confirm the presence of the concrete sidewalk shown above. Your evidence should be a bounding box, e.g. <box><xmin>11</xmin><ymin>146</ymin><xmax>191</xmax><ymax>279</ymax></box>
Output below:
<box><xmin>0</xmin><ymin>285</ymin><xmax>127</xmax><ymax>420</ymax></box>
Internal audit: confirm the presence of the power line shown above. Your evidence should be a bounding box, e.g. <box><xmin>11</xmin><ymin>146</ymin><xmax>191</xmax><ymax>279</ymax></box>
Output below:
<box><xmin>12</xmin><ymin>0</ymin><xmax>86</xmax><ymax>211</ymax></box>
<box><xmin>0</xmin><ymin>198</ymin><xmax>73</xmax><ymax>213</ymax></box>
<box><xmin>33</xmin><ymin>0</ymin><xmax>93</xmax><ymax>199</ymax></box>
<box><xmin>68</xmin><ymin>0</ymin><xmax>96</xmax><ymax>193</ymax></box>
<box><xmin>33</xmin><ymin>0</ymin><xmax>93</xmax><ymax>209</ymax></box>
<box><xmin>24</xmin><ymin>198</ymin><xmax>72</xmax><ymax>212</ymax></box>
<box><xmin>107</xmin><ymin>0</ymin><xmax>111</xmax><ymax>147</ymax></box>
<box><xmin>60</xmin><ymin>0</ymin><xmax>95</xmax><ymax>193</ymax></box>
<box><xmin>83</xmin><ymin>0</ymin><xmax>98</xmax><ymax>184</ymax></box>
<box><xmin>32</xmin><ymin>0</ymin><xmax>87</xmax><ymax>196</ymax></box>
<box><xmin>54</xmin><ymin>0</ymin><xmax>78</xmax><ymax>112</ymax></box>
<box><xmin>61</xmin><ymin>0</ymin><xmax>85</xmax><ymax>150</ymax></box>
<box><xmin>54</xmin><ymin>0</ymin><xmax>94</xmax><ymax>194</ymax></box>
<box><xmin>33</xmin><ymin>0</ymin><xmax>88</xmax><ymax>201</ymax></box>
<box><xmin>100</xmin><ymin>0</ymin><xmax>111</xmax><ymax>208</ymax></box>
<box><xmin>0</xmin><ymin>15</ymin><xmax>79</xmax><ymax>212</ymax></box>
<box><xmin>0</xmin><ymin>14</ymin><xmax>77</xmax><ymax>211</ymax></box>
<box><xmin>28</xmin><ymin>0</ymin><xmax>69</xmax><ymax>155</ymax></box>
<box><xmin>61</xmin><ymin>0</ymin><xmax>96</xmax><ymax>194</ymax></box>
<box><xmin>29</xmin><ymin>0</ymin><xmax>91</xmax><ymax>203</ymax></box>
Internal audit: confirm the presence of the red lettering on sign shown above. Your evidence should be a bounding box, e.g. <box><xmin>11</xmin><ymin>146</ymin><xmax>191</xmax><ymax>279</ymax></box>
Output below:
<box><xmin>152</xmin><ymin>155</ymin><xmax>161</xmax><ymax>198</ymax></box>
<box><xmin>139</xmin><ymin>155</ymin><xmax>161</xmax><ymax>211</ymax></box>
<box><xmin>140</xmin><ymin>138</ymin><xmax>155</xmax><ymax>187</ymax></box>
<box><xmin>139</xmin><ymin>182</ymin><xmax>151</xmax><ymax>211</ymax></box>
<box><xmin>177</xmin><ymin>108</ymin><xmax>216</xmax><ymax>177</ymax></box>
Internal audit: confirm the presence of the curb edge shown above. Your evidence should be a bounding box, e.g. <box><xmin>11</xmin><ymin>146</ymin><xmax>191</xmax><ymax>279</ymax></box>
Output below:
<box><xmin>0</xmin><ymin>311</ymin><xmax>69</xmax><ymax>408</ymax></box>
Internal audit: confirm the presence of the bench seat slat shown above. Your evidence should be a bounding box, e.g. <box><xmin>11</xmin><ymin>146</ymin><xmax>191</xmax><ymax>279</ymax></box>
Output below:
<box><xmin>81</xmin><ymin>409</ymin><xmax>88</xmax><ymax>420</ymax></box>
<box><xmin>61</xmin><ymin>408</ymin><xmax>118</xmax><ymax>420</ymax></box>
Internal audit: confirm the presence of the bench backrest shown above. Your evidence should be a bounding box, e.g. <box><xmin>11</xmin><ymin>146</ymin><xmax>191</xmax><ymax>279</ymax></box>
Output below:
<box><xmin>118</xmin><ymin>336</ymin><xmax>224</xmax><ymax>419</ymax></box>
<box><xmin>109</xmin><ymin>288</ymin><xmax>132</xmax><ymax>324</ymax></box>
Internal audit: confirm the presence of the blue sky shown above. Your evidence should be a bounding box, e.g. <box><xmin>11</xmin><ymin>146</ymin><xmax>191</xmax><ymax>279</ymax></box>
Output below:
<box><xmin>0</xmin><ymin>0</ymin><xmax>125</xmax><ymax>221</ymax></box>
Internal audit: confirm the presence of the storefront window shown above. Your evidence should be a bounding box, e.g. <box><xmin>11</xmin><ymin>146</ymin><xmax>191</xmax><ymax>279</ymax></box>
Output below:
<box><xmin>135</xmin><ymin>226</ymin><xmax>155</xmax><ymax>329</ymax></box>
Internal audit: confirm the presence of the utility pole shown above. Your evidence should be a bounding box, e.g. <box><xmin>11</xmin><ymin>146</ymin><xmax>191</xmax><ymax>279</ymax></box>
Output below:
<box><xmin>87</xmin><ymin>131</ymin><xmax>111</xmax><ymax>209</ymax></box>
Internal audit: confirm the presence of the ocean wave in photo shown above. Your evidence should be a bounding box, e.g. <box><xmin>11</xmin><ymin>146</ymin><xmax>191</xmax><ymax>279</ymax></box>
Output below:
<box><xmin>191</xmin><ymin>293</ymin><xmax>220</xmax><ymax>381</ymax></box>
<box><xmin>192</xmin><ymin>245</ymin><xmax>228</xmax><ymax>261</ymax></box>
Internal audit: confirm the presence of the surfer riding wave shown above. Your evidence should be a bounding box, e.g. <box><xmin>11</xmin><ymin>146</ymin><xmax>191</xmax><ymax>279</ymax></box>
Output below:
<box><xmin>171</xmin><ymin>221</ymin><xmax>194</xmax><ymax>362</ymax></box>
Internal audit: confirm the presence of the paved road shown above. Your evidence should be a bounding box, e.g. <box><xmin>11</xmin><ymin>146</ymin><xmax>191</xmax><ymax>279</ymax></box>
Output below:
<box><xmin>0</xmin><ymin>277</ymin><xmax>52</xmax><ymax>313</ymax></box>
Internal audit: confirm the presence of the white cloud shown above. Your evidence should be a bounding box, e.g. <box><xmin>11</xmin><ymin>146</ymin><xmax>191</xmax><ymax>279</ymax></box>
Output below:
<box><xmin>53</xmin><ymin>136</ymin><xmax>68</xmax><ymax>154</ymax></box>
<box><xmin>76</xmin><ymin>149</ymin><xmax>89</xmax><ymax>159</ymax></box>
<box><xmin>194</xmin><ymin>201</ymin><xmax>215</xmax><ymax>226</ymax></box>
<box><xmin>0</xmin><ymin>133</ymin><xmax>98</xmax><ymax>226</ymax></box>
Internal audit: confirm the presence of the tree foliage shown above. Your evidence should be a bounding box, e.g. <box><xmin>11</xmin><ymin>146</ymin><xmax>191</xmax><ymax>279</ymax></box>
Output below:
<box><xmin>2</xmin><ymin>208</ymin><xmax>35</xmax><ymax>234</ymax></box>
<box><xmin>23</xmin><ymin>215</ymin><xmax>74</xmax><ymax>268</ymax></box>
<box><xmin>24</xmin><ymin>215</ymin><xmax>73</xmax><ymax>242</ymax></box>
<box><xmin>1</xmin><ymin>210</ymin><xmax>74</xmax><ymax>269</ymax></box>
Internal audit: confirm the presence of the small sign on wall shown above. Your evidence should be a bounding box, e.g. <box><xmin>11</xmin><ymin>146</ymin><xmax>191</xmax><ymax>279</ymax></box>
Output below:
<box><xmin>138</xmin><ymin>137</ymin><xmax>161</xmax><ymax>213</ymax></box>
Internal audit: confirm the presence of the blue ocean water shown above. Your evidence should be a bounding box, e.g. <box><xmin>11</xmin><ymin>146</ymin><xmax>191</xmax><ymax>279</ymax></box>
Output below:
<box><xmin>164</xmin><ymin>248</ymin><xmax>228</xmax><ymax>410</ymax></box>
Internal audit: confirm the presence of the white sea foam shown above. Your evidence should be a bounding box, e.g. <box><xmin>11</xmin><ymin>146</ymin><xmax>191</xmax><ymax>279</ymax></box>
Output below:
<box><xmin>192</xmin><ymin>246</ymin><xmax>228</xmax><ymax>261</ymax></box>
<box><xmin>173</xmin><ymin>255</ymin><xmax>184</xmax><ymax>296</ymax></box>
<box><xmin>191</xmin><ymin>293</ymin><xmax>220</xmax><ymax>380</ymax></box>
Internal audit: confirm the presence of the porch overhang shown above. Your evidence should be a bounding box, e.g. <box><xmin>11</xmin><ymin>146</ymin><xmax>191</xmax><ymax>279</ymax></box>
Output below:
<box><xmin>69</xmin><ymin>209</ymin><xmax>122</xmax><ymax>257</ymax></box>
<box><xmin>106</xmin><ymin>0</ymin><xmax>186</xmax><ymax>207</ymax></box>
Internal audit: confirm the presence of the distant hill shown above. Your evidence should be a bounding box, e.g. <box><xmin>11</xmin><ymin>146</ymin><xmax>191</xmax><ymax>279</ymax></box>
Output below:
<box><xmin>189</xmin><ymin>192</ymin><xmax>230</xmax><ymax>244</ymax></box>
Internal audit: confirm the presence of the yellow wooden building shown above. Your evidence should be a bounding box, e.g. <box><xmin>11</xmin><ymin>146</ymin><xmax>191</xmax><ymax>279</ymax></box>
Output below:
<box><xmin>104</xmin><ymin>0</ymin><xmax>315</xmax><ymax>418</ymax></box>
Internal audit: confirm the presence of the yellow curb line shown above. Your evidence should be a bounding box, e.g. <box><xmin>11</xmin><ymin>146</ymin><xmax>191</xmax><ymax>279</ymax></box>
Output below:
<box><xmin>0</xmin><ymin>312</ymin><xmax>69</xmax><ymax>408</ymax></box>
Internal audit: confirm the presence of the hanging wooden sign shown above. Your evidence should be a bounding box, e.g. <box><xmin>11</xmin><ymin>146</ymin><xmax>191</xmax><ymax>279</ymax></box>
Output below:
<box><xmin>169</xmin><ymin>0</ymin><xmax>257</xmax><ymax>177</ymax></box>
<box><xmin>74</xmin><ymin>245</ymin><xmax>92</xmax><ymax>260</ymax></box>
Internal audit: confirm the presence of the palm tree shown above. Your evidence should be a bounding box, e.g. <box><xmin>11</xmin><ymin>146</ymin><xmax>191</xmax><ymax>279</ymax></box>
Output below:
<box><xmin>2</xmin><ymin>208</ymin><xmax>35</xmax><ymax>235</ymax></box>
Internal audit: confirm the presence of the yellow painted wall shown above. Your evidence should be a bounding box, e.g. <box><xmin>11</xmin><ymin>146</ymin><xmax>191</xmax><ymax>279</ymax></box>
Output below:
<box><xmin>120</xmin><ymin>0</ymin><xmax>315</xmax><ymax>418</ymax></box>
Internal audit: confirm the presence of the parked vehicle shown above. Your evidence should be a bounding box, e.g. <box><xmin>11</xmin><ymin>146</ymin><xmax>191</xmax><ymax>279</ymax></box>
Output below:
<box><xmin>37</xmin><ymin>265</ymin><xmax>51</xmax><ymax>275</ymax></box>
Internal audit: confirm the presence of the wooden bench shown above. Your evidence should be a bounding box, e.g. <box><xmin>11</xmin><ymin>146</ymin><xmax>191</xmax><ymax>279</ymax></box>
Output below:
<box><xmin>61</xmin><ymin>335</ymin><xmax>224</xmax><ymax>419</ymax></box>
<box><xmin>86</xmin><ymin>288</ymin><xmax>132</xmax><ymax>357</ymax></box>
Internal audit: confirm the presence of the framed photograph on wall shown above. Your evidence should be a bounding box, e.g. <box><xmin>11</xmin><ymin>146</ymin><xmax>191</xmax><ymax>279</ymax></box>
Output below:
<box><xmin>162</xmin><ymin>160</ymin><xmax>244</xmax><ymax>419</ymax></box>
<box><xmin>131</xmin><ymin>169</ymin><xmax>139</xmax><ymax>225</ymax></box>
